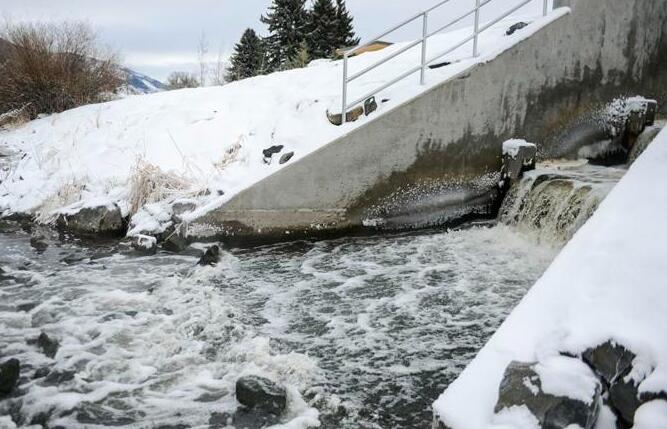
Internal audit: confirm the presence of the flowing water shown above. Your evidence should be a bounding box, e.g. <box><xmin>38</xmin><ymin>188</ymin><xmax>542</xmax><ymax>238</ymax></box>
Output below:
<box><xmin>0</xmin><ymin>162</ymin><xmax>623</xmax><ymax>429</ymax></box>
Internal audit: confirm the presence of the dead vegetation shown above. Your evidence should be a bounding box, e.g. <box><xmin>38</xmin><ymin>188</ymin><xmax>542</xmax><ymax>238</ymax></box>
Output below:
<box><xmin>0</xmin><ymin>21</ymin><xmax>123</xmax><ymax>119</ymax></box>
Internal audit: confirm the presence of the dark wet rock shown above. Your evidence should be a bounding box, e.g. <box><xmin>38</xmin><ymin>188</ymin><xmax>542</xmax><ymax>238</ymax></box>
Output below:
<box><xmin>506</xmin><ymin>22</ymin><xmax>528</xmax><ymax>35</ymax></box>
<box><xmin>75</xmin><ymin>402</ymin><xmax>141</xmax><ymax>426</ymax></box>
<box><xmin>236</xmin><ymin>375</ymin><xmax>287</xmax><ymax>415</ymax></box>
<box><xmin>43</xmin><ymin>370</ymin><xmax>76</xmax><ymax>386</ymax></box>
<box><xmin>16</xmin><ymin>302</ymin><xmax>38</xmax><ymax>312</ymax></box>
<box><xmin>210</xmin><ymin>409</ymin><xmax>280</xmax><ymax>429</ymax></box>
<box><xmin>131</xmin><ymin>234</ymin><xmax>158</xmax><ymax>255</ymax></box>
<box><xmin>29</xmin><ymin>332</ymin><xmax>60</xmax><ymax>359</ymax></box>
<box><xmin>609</xmin><ymin>377</ymin><xmax>642</xmax><ymax>425</ymax></box>
<box><xmin>364</xmin><ymin>96</ymin><xmax>378</xmax><ymax>116</ymax></box>
<box><xmin>0</xmin><ymin>358</ymin><xmax>20</xmax><ymax>397</ymax></box>
<box><xmin>262</xmin><ymin>145</ymin><xmax>284</xmax><ymax>163</ymax></box>
<box><xmin>494</xmin><ymin>360</ymin><xmax>601</xmax><ymax>429</ymax></box>
<box><xmin>582</xmin><ymin>341</ymin><xmax>635</xmax><ymax>385</ymax></box>
<box><xmin>162</xmin><ymin>230</ymin><xmax>190</xmax><ymax>253</ymax></box>
<box><xmin>29</xmin><ymin>409</ymin><xmax>54</xmax><ymax>427</ymax></box>
<box><xmin>29</xmin><ymin>236</ymin><xmax>48</xmax><ymax>253</ymax></box>
<box><xmin>56</xmin><ymin>204</ymin><xmax>125</xmax><ymax>236</ymax></box>
<box><xmin>198</xmin><ymin>245</ymin><xmax>221</xmax><ymax>266</ymax></box>
<box><xmin>33</xmin><ymin>367</ymin><xmax>50</xmax><ymax>379</ymax></box>
<box><xmin>279</xmin><ymin>151</ymin><xmax>295</xmax><ymax>165</ymax></box>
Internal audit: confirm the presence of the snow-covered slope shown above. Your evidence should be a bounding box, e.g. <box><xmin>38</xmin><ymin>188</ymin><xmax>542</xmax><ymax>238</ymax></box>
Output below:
<box><xmin>433</xmin><ymin>127</ymin><xmax>667</xmax><ymax>428</ymax></box>
<box><xmin>0</xmin><ymin>10</ymin><xmax>567</xmax><ymax>234</ymax></box>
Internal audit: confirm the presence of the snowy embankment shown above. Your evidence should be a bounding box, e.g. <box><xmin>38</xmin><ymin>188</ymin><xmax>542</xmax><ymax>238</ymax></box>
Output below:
<box><xmin>433</xmin><ymin>127</ymin><xmax>667</xmax><ymax>428</ymax></box>
<box><xmin>0</xmin><ymin>9</ymin><xmax>568</xmax><ymax>236</ymax></box>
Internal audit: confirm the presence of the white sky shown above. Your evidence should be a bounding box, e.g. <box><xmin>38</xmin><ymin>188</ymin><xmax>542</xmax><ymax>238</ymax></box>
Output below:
<box><xmin>1</xmin><ymin>0</ymin><xmax>552</xmax><ymax>81</ymax></box>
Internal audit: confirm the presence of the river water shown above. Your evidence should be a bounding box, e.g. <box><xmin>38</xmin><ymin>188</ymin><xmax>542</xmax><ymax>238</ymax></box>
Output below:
<box><xmin>0</xmin><ymin>220</ymin><xmax>560</xmax><ymax>429</ymax></box>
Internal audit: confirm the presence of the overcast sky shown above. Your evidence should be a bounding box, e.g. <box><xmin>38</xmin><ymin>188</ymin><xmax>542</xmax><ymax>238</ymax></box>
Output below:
<box><xmin>2</xmin><ymin>0</ymin><xmax>551</xmax><ymax>81</ymax></box>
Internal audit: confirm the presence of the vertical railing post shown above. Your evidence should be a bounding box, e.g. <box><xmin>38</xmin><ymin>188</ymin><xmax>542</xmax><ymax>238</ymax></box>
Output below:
<box><xmin>543</xmin><ymin>0</ymin><xmax>548</xmax><ymax>16</ymax></box>
<box><xmin>473</xmin><ymin>0</ymin><xmax>481</xmax><ymax>57</ymax></box>
<box><xmin>342</xmin><ymin>52</ymin><xmax>348</xmax><ymax>125</ymax></box>
<box><xmin>420</xmin><ymin>12</ymin><xmax>429</xmax><ymax>85</ymax></box>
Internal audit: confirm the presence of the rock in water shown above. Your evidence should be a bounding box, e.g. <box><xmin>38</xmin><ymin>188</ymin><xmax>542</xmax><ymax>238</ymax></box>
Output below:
<box><xmin>198</xmin><ymin>245</ymin><xmax>220</xmax><ymax>266</ymax></box>
<box><xmin>131</xmin><ymin>234</ymin><xmax>158</xmax><ymax>255</ymax></box>
<box><xmin>506</xmin><ymin>22</ymin><xmax>528</xmax><ymax>35</ymax></box>
<box><xmin>32</xmin><ymin>332</ymin><xmax>59</xmax><ymax>358</ymax></box>
<box><xmin>29</xmin><ymin>235</ymin><xmax>48</xmax><ymax>253</ymax></box>
<box><xmin>56</xmin><ymin>204</ymin><xmax>125</xmax><ymax>236</ymax></box>
<box><xmin>494</xmin><ymin>360</ymin><xmax>601</xmax><ymax>429</ymax></box>
<box><xmin>279</xmin><ymin>151</ymin><xmax>295</xmax><ymax>165</ymax></box>
<box><xmin>235</xmin><ymin>375</ymin><xmax>287</xmax><ymax>415</ymax></box>
<box><xmin>0</xmin><ymin>358</ymin><xmax>20</xmax><ymax>397</ymax></box>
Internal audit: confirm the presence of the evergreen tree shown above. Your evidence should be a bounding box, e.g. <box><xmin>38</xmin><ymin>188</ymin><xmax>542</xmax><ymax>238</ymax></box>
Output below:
<box><xmin>335</xmin><ymin>0</ymin><xmax>359</xmax><ymax>48</ymax></box>
<box><xmin>260</xmin><ymin>0</ymin><xmax>309</xmax><ymax>71</ymax></box>
<box><xmin>306</xmin><ymin>0</ymin><xmax>339</xmax><ymax>59</ymax></box>
<box><xmin>226</xmin><ymin>28</ymin><xmax>265</xmax><ymax>82</ymax></box>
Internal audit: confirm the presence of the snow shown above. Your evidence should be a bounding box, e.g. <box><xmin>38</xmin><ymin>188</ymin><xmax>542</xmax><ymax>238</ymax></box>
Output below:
<box><xmin>490</xmin><ymin>406</ymin><xmax>540</xmax><ymax>429</ymax></box>
<box><xmin>0</xmin><ymin>9</ymin><xmax>569</xmax><ymax>234</ymax></box>
<box><xmin>533</xmin><ymin>356</ymin><xmax>599</xmax><ymax>405</ymax></box>
<box><xmin>633</xmin><ymin>401</ymin><xmax>667</xmax><ymax>429</ymax></box>
<box><xmin>502</xmin><ymin>139</ymin><xmax>536</xmax><ymax>158</ymax></box>
<box><xmin>433</xmin><ymin>127</ymin><xmax>667</xmax><ymax>428</ymax></box>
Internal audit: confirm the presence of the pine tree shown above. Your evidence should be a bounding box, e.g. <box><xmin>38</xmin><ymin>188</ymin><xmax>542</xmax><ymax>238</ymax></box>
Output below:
<box><xmin>335</xmin><ymin>0</ymin><xmax>359</xmax><ymax>48</ymax></box>
<box><xmin>226</xmin><ymin>28</ymin><xmax>265</xmax><ymax>82</ymax></box>
<box><xmin>261</xmin><ymin>0</ymin><xmax>309</xmax><ymax>71</ymax></box>
<box><xmin>306</xmin><ymin>0</ymin><xmax>339</xmax><ymax>59</ymax></box>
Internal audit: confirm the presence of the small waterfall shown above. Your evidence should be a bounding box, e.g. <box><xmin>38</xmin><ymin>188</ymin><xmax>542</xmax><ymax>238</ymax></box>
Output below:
<box><xmin>499</xmin><ymin>162</ymin><xmax>626</xmax><ymax>242</ymax></box>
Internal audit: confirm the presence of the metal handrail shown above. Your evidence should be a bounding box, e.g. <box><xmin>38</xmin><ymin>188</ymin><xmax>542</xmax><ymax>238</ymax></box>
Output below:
<box><xmin>341</xmin><ymin>0</ymin><xmax>549</xmax><ymax>124</ymax></box>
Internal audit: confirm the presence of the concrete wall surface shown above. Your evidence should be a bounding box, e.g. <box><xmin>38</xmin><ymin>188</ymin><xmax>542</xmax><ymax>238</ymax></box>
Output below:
<box><xmin>191</xmin><ymin>0</ymin><xmax>667</xmax><ymax>243</ymax></box>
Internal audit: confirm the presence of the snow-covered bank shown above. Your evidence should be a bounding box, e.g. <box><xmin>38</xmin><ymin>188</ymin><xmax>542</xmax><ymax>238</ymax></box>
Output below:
<box><xmin>0</xmin><ymin>9</ymin><xmax>567</xmax><ymax>236</ymax></box>
<box><xmin>433</xmin><ymin>127</ymin><xmax>667</xmax><ymax>427</ymax></box>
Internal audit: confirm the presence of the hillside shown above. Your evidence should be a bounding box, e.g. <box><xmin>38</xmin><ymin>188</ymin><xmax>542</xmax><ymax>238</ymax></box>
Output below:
<box><xmin>0</xmin><ymin>11</ymin><xmax>565</xmax><ymax>236</ymax></box>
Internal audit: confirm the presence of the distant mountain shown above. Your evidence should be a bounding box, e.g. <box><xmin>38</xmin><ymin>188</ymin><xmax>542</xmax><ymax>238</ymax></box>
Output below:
<box><xmin>121</xmin><ymin>68</ymin><xmax>165</xmax><ymax>95</ymax></box>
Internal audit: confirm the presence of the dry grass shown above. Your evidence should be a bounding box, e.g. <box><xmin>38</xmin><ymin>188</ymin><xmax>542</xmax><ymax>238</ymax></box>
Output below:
<box><xmin>128</xmin><ymin>158</ymin><xmax>192</xmax><ymax>215</ymax></box>
<box><xmin>34</xmin><ymin>180</ymin><xmax>86</xmax><ymax>224</ymax></box>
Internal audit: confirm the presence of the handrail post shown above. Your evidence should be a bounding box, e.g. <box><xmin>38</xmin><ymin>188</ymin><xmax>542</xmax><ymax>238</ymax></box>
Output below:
<box><xmin>342</xmin><ymin>52</ymin><xmax>348</xmax><ymax>125</ymax></box>
<box><xmin>473</xmin><ymin>0</ymin><xmax>481</xmax><ymax>57</ymax></box>
<box><xmin>543</xmin><ymin>0</ymin><xmax>548</xmax><ymax>16</ymax></box>
<box><xmin>420</xmin><ymin>12</ymin><xmax>429</xmax><ymax>85</ymax></box>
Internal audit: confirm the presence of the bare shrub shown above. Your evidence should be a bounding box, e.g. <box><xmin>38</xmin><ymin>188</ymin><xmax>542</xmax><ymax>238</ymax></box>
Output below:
<box><xmin>165</xmin><ymin>71</ymin><xmax>200</xmax><ymax>90</ymax></box>
<box><xmin>0</xmin><ymin>21</ymin><xmax>122</xmax><ymax>119</ymax></box>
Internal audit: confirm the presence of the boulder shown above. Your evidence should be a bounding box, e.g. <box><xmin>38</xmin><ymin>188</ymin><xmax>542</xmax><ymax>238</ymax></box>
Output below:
<box><xmin>131</xmin><ymin>234</ymin><xmax>158</xmax><ymax>255</ymax></box>
<box><xmin>279</xmin><ymin>151</ymin><xmax>295</xmax><ymax>165</ymax></box>
<box><xmin>29</xmin><ymin>235</ymin><xmax>48</xmax><ymax>253</ymax></box>
<box><xmin>162</xmin><ymin>229</ymin><xmax>190</xmax><ymax>253</ymax></box>
<box><xmin>198</xmin><ymin>245</ymin><xmax>220</xmax><ymax>266</ymax></box>
<box><xmin>235</xmin><ymin>375</ymin><xmax>287</xmax><ymax>415</ymax></box>
<box><xmin>0</xmin><ymin>358</ymin><xmax>20</xmax><ymax>397</ymax></box>
<box><xmin>171</xmin><ymin>201</ymin><xmax>196</xmax><ymax>223</ymax></box>
<box><xmin>506</xmin><ymin>22</ymin><xmax>528</xmax><ymax>35</ymax></box>
<box><xmin>56</xmin><ymin>204</ymin><xmax>125</xmax><ymax>236</ymax></box>
<box><xmin>494</xmin><ymin>360</ymin><xmax>601</xmax><ymax>429</ymax></box>
<box><xmin>582</xmin><ymin>341</ymin><xmax>635</xmax><ymax>385</ymax></box>
<box><xmin>29</xmin><ymin>332</ymin><xmax>59</xmax><ymax>358</ymax></box>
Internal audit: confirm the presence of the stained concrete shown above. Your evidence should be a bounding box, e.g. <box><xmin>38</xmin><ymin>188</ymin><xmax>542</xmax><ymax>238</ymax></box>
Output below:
<box><xmin>191</xmin><ymin>0</ymin><xmax>667</xmax><ymax>243</ymax></box>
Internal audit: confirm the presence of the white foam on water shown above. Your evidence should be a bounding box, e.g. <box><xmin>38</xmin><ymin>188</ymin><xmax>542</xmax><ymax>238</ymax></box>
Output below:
<box><xmin>0</xmin><ymin>223</ymin><xmax>558</xmax><ymax>428</ymax></box>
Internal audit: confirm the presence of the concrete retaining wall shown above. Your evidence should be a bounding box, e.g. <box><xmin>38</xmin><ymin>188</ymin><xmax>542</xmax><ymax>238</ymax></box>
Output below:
<box><xmin>192</xmin><ymin>0</ymin><xmax>667</xmax><ymax>243</ymax></box>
